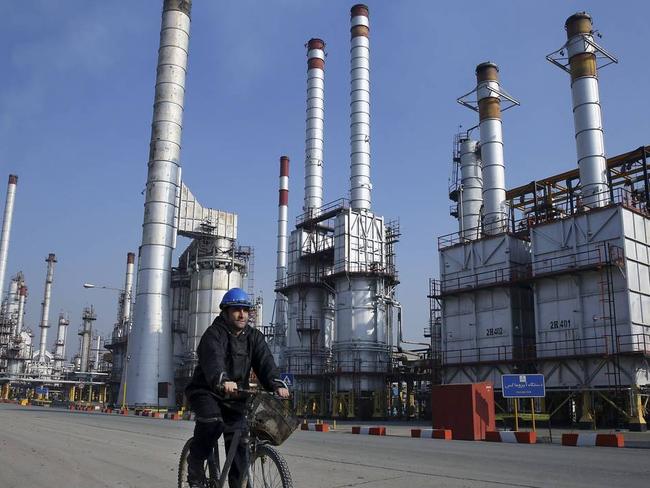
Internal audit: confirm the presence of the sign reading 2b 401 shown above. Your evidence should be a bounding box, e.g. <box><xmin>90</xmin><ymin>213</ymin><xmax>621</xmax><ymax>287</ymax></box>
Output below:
<box><xmin>501</xmin><ymin>374</ymin><xmax>545</xmax><ymax>398</ymax></box>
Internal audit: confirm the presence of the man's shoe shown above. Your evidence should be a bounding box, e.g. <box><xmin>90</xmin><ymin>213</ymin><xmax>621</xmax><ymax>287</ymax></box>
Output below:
<box><xmin>187</xmin><ymin>454</ymin><xmax>206</xmax><ymax>487</ymax></box>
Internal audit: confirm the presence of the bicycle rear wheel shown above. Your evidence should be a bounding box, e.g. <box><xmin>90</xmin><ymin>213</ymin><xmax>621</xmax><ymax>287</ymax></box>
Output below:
<box><xmin>243</xmin><ymin>444</ymin><xmax>293</xmax><ymax>488</ymax></box>
<box><xmin>178</xmin><ymin>437</ymin><xmax>221</xmax><ymax>488</ymax></box>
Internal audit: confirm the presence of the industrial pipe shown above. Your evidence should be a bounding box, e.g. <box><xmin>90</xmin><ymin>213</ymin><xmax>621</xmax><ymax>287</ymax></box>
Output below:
<box><xmin>349</xmin><ymin>4</ymin><xmax>372</xmax><ymax>211</ymax></box>
<box><xmin>0</xmin><ymin>175</ymin><xmax>18</xmax><ymax>300</ymax></box>
<box><xmin>304</xmin><ymin>40</ymin><xmax>325</xmax><ymax>215</ymax></box>
<box><xmin>37</xmin><ymin>253</ymin><xmax>56</xmax><ymax>362</ymax></box>
<box><xmin>127</xmin><ymin>0</ymin><xmax>192</xmax><ymax>406</ymax></box>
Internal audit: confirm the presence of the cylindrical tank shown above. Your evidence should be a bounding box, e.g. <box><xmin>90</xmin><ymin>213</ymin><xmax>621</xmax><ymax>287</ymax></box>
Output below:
<box><xmin>79</xmin><ymin>306</ymin><xmax>96</xmax><ymax>373</ymax></box>
<box><xmin>15</xmin><ymin>285</ymin><xmax>26</xmax><ymax>337</ymax></box>
<box><xmin>0</xmin><ymin>175</ymin><xmax>18</xmax><ymax>299</ymax></box>
<box><xmin>186</xmin><ymin>238</ymin><xmax>245</xmax><ymax>362</ymax></box>
<box><xmin>127</xmin><ymin>0</ymin><xmax>192</xmax><ymax>407</ymax></box>
<box><xmin>458</xmin><ymin>138</ymin><xmax>482</xmax><ymax>237</ymax></box>
<box><xmin>349</xmin><ymin>5</ymin><xmax>372</xmax><ymax>211</ymax></box>
<box><xmin>53</xmin><ymin>313</ymin><xmax>69</xmax><ymax>373</ymax></box>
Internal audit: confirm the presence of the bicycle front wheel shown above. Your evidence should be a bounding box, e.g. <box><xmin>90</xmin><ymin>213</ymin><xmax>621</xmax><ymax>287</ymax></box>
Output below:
<box><xmin>243</xmin><ymin>444</ymin><xmax>293</xmax><ymax>488</ymax></box>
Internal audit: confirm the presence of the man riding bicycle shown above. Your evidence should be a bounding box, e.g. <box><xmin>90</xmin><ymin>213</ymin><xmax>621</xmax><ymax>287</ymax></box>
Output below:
<box><xmin>184</xmin><ymin>287</ymin><xmax>289</xmax><ymax>488</ymax></box>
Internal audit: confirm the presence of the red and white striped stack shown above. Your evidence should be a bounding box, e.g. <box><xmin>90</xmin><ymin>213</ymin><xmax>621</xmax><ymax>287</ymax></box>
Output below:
<box><xmin>352</xmin><ymin>426</ymin><xmax>386</xmax><ymax>436</ymax></box>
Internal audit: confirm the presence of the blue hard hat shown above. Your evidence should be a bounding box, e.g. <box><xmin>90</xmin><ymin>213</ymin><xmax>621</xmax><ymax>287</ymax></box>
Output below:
<box><xmin>220</xmin><ymin>288</ymin><xmax>253</xmax><ymax>310</ymax></box>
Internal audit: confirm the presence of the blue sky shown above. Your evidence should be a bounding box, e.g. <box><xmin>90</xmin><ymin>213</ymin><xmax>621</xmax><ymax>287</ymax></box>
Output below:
<box><xmin>1</xmin><ymin>1</ymin><xmax>648</xmax><ymax>355</ymax></box>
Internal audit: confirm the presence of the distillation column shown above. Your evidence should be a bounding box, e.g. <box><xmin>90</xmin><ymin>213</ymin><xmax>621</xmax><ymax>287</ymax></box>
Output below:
<box><xmin>14</xmin><ymin>285</ymin><xmax>26</xmax><ymax>337</ymax></box>
<box><xmin>458</xmin><ymin>138</ymin><xmax>482</xmax><ymax>238</ymax></box>
<box><xmin>37</xmin><ymin>253</ymin><xmax>56</xmax><ymax>362</ymax></box>
<box><xmin>79</xmin><ymin>306</ymin><xmax>96</xmax><ymax>373</ymax></box>
<box><xmin>127</xmin><ymin>0</ymin><xmax>192</xmax><ymax>406</ymax></box>
<box><xmin>0</xmin><ymin>175</ymin><xmax>18</xmax><ymax>301</ymax></box>
<box><xmin>53</xmin><ymin>313</ymin><xmax>69</xmax><ymax>375</ymax></box>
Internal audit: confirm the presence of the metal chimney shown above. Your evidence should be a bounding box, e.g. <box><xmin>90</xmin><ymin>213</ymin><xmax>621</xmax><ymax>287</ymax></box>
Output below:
<box><xmin>127</xmin><ymin>0</ymin><xmax>192</xmax><ymax>406</ymax></box>
<box><xmin>459</xmin><ymin>138</ymin><xmax>482</xmax><ymax>238</ymax></box>
<box><xmin>476</xmin><ymin>63</ymin><xmax>510</xmax><ymax>235</ymax></box>
<box><xmin>547</xmin><ymin>12</ymin><xmax>617</xmax><ymax>208</ymax></box>
<box><xmin>37</xmin><ymin>253</ymin><xmax>56</xmax><ymax>362</ymax></box>
<box><xmin>0</xmin><ymin>175</ymin><xmax>18</xmax><ymax>300</ymax></box>
<box><xmin>122</xmin><ymin>252</ymin><xmax>135</xmax><ymax>328</ymax></box>
<box><xmin>304</xmin><ymin>40</ymin><xmax>325</xmax><ymax>215</ymax></box>
<box><xmin>275</xmin><ymin>156</ymin><xmax>289</xmax><ymax>340</ymax></box>
<box><xmin>349</xmin><ymin>4</ymin><xmax>372</xmax><ymax>211</ymax></box>
<box><xmin>15</xmin><ymin>285</ymin><xmax>26</xmax><ymax>337</ymax></box>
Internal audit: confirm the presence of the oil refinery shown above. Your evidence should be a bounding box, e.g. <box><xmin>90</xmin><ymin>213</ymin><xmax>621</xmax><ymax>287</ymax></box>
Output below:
<box><xmin>0</xmin><ymin>1</ymin><xmax>647</xmax><ymax>436</ymax></box>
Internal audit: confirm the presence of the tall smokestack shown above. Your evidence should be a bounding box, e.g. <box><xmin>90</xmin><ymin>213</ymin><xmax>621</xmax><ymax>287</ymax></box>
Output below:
<box><xmin>276</xmin><ymin>156</ymin><xmax>289</xmax><ymax>339</ymax></box>
<box><xmin>127</xmin><ymin>0</ymin><xmax>192</xmax><ymax>406</ymax></box>
<box><xmin>122</xmin><ymin>252</ymin><xmax>135</xmax><ymax>327</ymax></box>
<box><xmin>458</xmin><ymin>138</ymin><xmax>482</xmax><ymax>238</ymax></box>
<box><xmin>548</xmin><ymin>12</ymin><xmax>615</xmax><ymax>207</ymax></box>
<box><xmin>304</xmin><ymin>40</ymin><xmax>325</xmax><ymax>215</ymax></box>
<box><xmin>0</xmin><ymin>175</ymin><xmax>18</xmax><ymax>300</ymax></box>
<box><xmin>38</xmin><ymin>253</ymin><xmax>56</xmax><ymax>361</ymax></box>
<box><xmin>349</xmin><ymin>4</ymin><xmax>371</xmax><ymax>212</ymax></box>
<box><xmin>476</xmin><ymin>62</ymin><xmax>507</xmax><ymax>235</ymax></box>
<box><xmin>14</xmin><ymin>285</ymin><xmax>26</xmax><ymax>337</ymax></box>
<box><xmin>54</xmin><ymin>313</ymin><xmax>69</xmax><ymax>372</ymax></box>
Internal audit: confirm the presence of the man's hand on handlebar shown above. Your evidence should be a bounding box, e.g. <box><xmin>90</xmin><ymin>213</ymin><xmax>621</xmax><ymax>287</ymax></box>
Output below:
<box><xmin>223</xmin><ymin>381</ymin><xmax>238</xmax><ymax>395</ymax></box>
<box><xmin>276</xmin><ymin>387</ymin><xmax>290</xmax><ymax>399</ymax></box>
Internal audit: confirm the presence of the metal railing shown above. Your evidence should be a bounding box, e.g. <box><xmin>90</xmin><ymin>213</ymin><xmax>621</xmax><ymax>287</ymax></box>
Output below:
<box><xmin>296</xmin><ymin>198</ymin><xmax>349</xmax><ymax>226</ymax></box>
<box><xmin>441</xmin><ymin>333</ymin><xmax>650</xmax><ymax>366</ymax></box>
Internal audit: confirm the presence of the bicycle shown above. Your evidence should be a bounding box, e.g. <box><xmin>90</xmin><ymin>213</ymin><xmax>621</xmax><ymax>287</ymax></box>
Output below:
<box><xmin>178</xmin><ymin>387</ymin><xmax>299</xmax><ymax>488</ymax></box>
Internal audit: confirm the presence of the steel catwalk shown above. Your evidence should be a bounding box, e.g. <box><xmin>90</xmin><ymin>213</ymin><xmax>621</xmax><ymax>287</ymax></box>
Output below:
<box><xmin>0</xmin><ymin>175</ymin><xmax>18</xmax><ymax>301</ymax></box>
<box><xmin>458</xmin><ymin>139</ymin><xmax>482</xmax><ymax>238</ymax></box>
<box><xmin>304</xmin><ymin>41</ymin><xmax>325</xmax><ymax>214</ymax></box>
<box><xmin>37</xmin><ymin>254</ymin><xmax>56</xmax><ymax>362</ymax></box>
<box><xmin>127</xmin><ymin>0</ymin><xmax>192</xmax><ymax>406</ymax></box>
<box><xmin>349</xmin><ymin>5</ymin><xmax>371</xmax><ymax>211</ymax></box>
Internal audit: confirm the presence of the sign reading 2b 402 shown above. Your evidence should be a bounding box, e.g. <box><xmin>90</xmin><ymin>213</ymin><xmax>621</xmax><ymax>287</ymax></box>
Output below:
<box><xmin>501</xmin><ymin>374</ymin><xmax>545</xmax><ymax>398</ymax></box>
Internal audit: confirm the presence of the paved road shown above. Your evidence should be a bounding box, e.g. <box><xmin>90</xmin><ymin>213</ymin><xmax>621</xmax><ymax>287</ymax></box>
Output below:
<box><xmin>0</xmin><ymin>404</ymin><xmax>647</xmax><ymax>487</ymax></box>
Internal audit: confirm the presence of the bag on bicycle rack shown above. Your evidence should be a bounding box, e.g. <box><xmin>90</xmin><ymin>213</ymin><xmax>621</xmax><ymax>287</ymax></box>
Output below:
<box><xmin>249</xmin><ymin>394</ymin><xmax>299</xmax><ymax>446</ymax></box>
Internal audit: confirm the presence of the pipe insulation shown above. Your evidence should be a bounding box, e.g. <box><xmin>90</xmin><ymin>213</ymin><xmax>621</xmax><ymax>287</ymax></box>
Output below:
<box><xmin>476</xmin><ymin>62</ymin><xmax>507</xmax><ymax>235</ymax></box>
<box><xmin>38</xmin><ymin>253</ymin><xmax>56</xmax><ymax>361</ymax></box>
<box><xmin>304</xmin><ymin>40</ymin><xmax>325</xmax><ymax>215</ymax></box>
<box><xmin>349</xmin><ymin>4</ymin><xmax>372</xmax><ymax>211</ymax></box>
<box><xmin>0</xmin><ymin>175</ymin><xmax>18</xmax><ymax>300</ymax></box>
<box><xmin>565</xmin><ymin>12</ymin><xmax>609</xmax><ymax>207</ymax></box>
<box><xmin>127</xmin><ymin>0</ymin><xmax>191</xmax><ymax>406</ymax></box>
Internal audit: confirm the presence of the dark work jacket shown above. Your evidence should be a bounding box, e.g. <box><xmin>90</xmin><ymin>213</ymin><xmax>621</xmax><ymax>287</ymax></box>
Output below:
<box><xmin>185</xmin><ymin>314</ymin><xmax>280</xmax><ymax>405</ymax></box>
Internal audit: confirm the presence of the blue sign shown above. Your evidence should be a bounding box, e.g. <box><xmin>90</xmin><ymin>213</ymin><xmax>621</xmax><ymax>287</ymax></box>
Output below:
<box><xmin>501</xmin><ymin>374</ymin><xmax>545</xmax><ymax>398</ymax></box>
<box><xmin>35</xmin><ymin>386</ymin><xmax>49</xmax><ymax>396</ymax></box>
<box><xmin>280</xmin><ymin>373</ymin><xmax>294</xmax><ymax>388</ymax></box>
